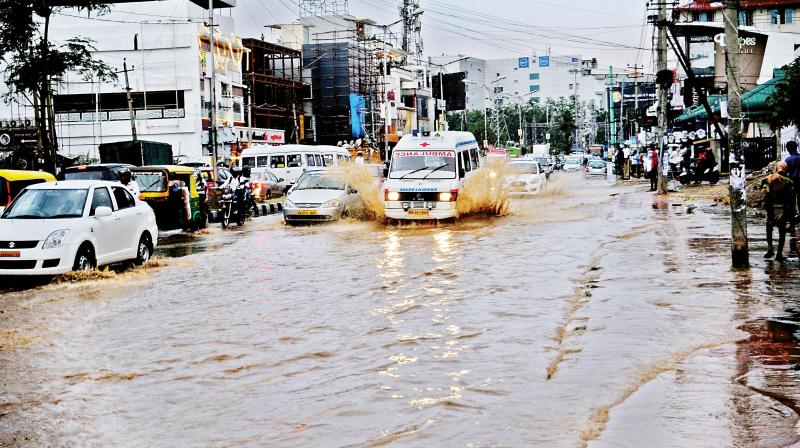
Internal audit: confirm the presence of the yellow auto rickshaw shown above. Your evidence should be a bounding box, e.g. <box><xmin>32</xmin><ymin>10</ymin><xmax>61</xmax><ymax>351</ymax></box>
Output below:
<box><xmin>132</xmin><ymin>165</ymin><xmax>207</xmax><ymax>231</ymax></box>
<box><xmin>0</xmin><ymin>169</ymin><xmax>56</xmax><ymax>210</ymax></box>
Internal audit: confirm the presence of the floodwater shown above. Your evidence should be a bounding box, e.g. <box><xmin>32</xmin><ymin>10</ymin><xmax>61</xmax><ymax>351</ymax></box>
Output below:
<box><xmin>2</xmin><ymin>173</ymin><xmax>800</xmax><ymax>447</ymax></box>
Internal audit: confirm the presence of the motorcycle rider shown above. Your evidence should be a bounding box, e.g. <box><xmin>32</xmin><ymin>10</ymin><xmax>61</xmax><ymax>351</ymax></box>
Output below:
<box><xmin>118</xmin><ymin>168</ymin><xmax>140</xmax><ymax>199</ymax></box>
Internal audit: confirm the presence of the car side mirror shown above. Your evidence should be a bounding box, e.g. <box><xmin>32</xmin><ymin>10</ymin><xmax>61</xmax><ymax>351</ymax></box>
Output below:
<box><xmin>278</xmin><ymin>178</ymin><xmax>284</xmax><ymax>182</ymax></box>
<box><xmin>350</xmin><ymin>188</ymin><xmax>358</xmax><ymax>195</ymax></box>
<box><xmin>95</xmin><ymin>206</ymin><xmax>113</xmax><ymax>217</ymax></box>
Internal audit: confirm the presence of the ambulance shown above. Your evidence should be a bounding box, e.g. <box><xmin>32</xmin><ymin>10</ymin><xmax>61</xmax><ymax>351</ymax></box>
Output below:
<box><xmin>383</xmin><ymin>132</ymin><xmax>481</xmax><ymax>220</ymax></box>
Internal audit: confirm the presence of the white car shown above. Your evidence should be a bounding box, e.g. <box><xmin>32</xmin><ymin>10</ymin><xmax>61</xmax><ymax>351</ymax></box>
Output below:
<box><xmin>584</xmin><ymin>160</ymin><xmax>608</xmax><ymax>177</ymax></box>
<box><xmin>283</xmin><ymin>170</ymin><xmax>360</xmax><ymax>224</ymax></box>
<box><xmin>0</xmin><ymin>180</ymin><xmax>159</xmax><ymax>275</ymax></box>
<box><xmin>507</xmin><ymin>160</ymin><xmax>546</xmax><ymax>195</ymax></box>
<box><xmin>563</xmin><ymin>157</ymin><xmax>583</xmax><ymax>172</ymax></box>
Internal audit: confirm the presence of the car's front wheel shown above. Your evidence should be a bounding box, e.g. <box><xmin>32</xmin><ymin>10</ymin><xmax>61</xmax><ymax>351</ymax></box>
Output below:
<box><xmin>134</xmin><ymin>234</ymin><xmax>152</xmax><ymax>265</ymax></box>
<box><xmin>73</xmin><ymin>245</ymin><xmax>96</xmax><ymax>272</ymax></box>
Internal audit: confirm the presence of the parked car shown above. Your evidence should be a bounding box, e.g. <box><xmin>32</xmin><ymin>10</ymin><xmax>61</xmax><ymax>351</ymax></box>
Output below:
<box><xmin>0</xmin><ymin>170</ymin><xmax>56</xmax><ymax>212</ymax></box>
<box><xmin>507</xmin><ymin>160</ymin><xmax>546</xmax><ymax>195</ymax></box>
<box><xmin>60</xmin><ymin>163</ymin><xmax>135</xmax><ymax>181</ymax></box>
<box><xmin>0</xmin><ymin>180</ymin><xmax>158</xmax><ymax>275</ymax></box>
<box><xmin>584</xmin><ymin>160</ymin><xmax>608</xmax><ymax>177</ymax></box>
<box><xmin>250</xmin><ymin>168</ymin><xmax>287</xmax><ymax>200</ymax></box>
<box><xmin>283</xmin><ymin>170</ymin><xmax>360</xmax><ymax>224</ymax></box>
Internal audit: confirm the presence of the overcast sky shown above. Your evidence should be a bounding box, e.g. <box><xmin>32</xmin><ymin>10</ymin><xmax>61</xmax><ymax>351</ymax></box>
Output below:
<box><xmin>231</xmin><ymin>0</ymin><xmax>652</xmax><ymax>70</ymax></box>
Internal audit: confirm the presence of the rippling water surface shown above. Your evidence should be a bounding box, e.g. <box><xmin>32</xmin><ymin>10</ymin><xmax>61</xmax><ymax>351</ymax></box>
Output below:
<box><xmin>2</xmin><ymin>174</ymin><xmax>800</xmax><ymax>447</ymax></box>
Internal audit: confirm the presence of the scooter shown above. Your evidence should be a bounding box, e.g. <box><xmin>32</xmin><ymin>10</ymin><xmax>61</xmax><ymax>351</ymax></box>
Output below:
<box><xmin>678</xmin><ymin>161</ymin><xmax>720</xmax><ymax>186</ymax></box>
<box><xmin>220</xmin><ymin>184</ymin><xmax>249</xmax><ymax>228</ymax></box>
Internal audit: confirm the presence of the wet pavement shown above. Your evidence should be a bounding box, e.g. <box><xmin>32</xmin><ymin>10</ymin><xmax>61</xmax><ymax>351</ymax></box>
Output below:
<box><xmin>3</xmin><ymin>173</ymin><xmax>800</xmax><ymax>447</ymax></box>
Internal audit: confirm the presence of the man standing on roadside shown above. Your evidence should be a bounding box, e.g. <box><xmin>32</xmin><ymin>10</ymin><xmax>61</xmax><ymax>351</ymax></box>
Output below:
<box><xmin>649</xmin><ymin>145</ymin><xmax>659</xmax><ymax>191</ymax></box>
<box><xmin>784</xmin><ymin>141</ymin><xmax>800</xmax><ymax>228</ymax></box>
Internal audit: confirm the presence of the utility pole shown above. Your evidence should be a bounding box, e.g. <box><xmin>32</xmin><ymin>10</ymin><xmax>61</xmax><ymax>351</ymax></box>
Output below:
<box><xmin>207</xmin><ymin>0</ymin><xmax>219</xmax><ymax>174</ymax></box>
<box><xmin>122</xmin><ymin>59</ymin><xmax>137</xmax><ymax>142</ymax></box>
<box><xmin>627</xmin><ymin>64</ymin><xmax>644</xmax><ymax>140</ymax></box>
<box><xmin>725</xmin><ymin>0</ymin><xmax>749</xmax><ymax>267</ymax></box>
<box><xmin>656</xmin><ymin>0</ymin><xmax>669</xmax><ymax>195</ymax></box>
<box><xmin>609</xmin><ymin>66</ymin><xmax>616</xmax><ymax>149</ymax></box>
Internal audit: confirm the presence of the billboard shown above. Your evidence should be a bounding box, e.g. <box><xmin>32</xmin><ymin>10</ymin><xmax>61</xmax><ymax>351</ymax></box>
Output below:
<box><xmin>538</xmin><ymin>56</ymin><xmax>550</xmax><ymax>68</ymax></box>
<box><xmin>518</xmin><ymin>57</ymin><xmax>530</xmax><ymax>69</ymax></box>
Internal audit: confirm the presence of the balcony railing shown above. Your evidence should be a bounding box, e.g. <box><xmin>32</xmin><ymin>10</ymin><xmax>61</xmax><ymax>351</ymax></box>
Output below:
<box><xmin>55</xmin><ymin>108</ymin><xmax>186</xmax><ymax>123</ymax></box>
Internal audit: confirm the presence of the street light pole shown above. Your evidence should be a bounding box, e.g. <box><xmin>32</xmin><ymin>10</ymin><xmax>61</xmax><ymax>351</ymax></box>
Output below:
<box><xmin>207</xmin><ymin>0</ymin><xmax>218</xmax><ymax>175</ymax></box>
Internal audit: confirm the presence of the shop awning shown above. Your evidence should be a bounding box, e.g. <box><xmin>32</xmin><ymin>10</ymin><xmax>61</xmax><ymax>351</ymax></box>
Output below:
<box><xmin>674</xmin><ymin>69</ymin><xmax>785</xmax><ymax>123</ymax></box>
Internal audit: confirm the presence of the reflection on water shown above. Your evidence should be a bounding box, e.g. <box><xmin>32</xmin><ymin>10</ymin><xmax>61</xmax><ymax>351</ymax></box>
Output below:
<box><xmin>3</xmin><ymin>174</ymin><xmax>800</xmax><ymax>447</ymax></box>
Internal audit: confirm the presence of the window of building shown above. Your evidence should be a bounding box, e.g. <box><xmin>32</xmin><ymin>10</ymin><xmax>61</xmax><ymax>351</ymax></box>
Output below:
<box><xmin>529</xmin><ymin>85</ymin><xmax>540</xmax><ymax>93</ymax></box>
<box><xmin>738</xmin><ymin>10</ymin><xmax>753</xmax><ymax>26</ymax></box>
<box><xmin>693</xmin><ymin>11</ymin><xmax>714</xmax><ymax>22</ymax></box>
<box><xmin>770</xmin><ymin>9</ymin><xmax>792</xmax><ymax>24</ymax></box>
<box><xmin>569</xmin><ymin>83</ymin><xmax>574</xmax><ymax>90</ymax></box>
<box><xmin>494</xmin><ymin>86</ymin><xmax>504</xmax><ymax>94</ymax></box>
<box><xmin>532</xmin><ymin>97</ymin><xmax>541</xmax><ymax>103</ymax></box>
<box><xmin>529</xmin><ymin>73</ymin><xmax>540</xmax><ymax>80</ymax></box>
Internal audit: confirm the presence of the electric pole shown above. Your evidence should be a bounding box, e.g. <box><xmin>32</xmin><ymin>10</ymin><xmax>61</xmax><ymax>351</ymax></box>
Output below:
<box><xmin>609</xmin><ymin>66</ymin><xmax>616</xmax><ymax>150</ymax></box>
<box><xmin>208</xmin><ymin>0</ymin><xmax>219</xmax><ymax>174</ymax></box>
<box><xmin>627</xmin><ymin>64</ymin><xmax>644</xmax><ymax>139</ymax></box>
<box><xmin>121</xmin><ymin>59</ymin><xmax>137</xmax><ymax>142</ymax></box>
<box><xmin>656</xmin><ymin>0</ymin><xmax>669</xmax><ymax>195</ymax></box>
<box><xmin>725</xmin><ymin>0</ymin><xmax>749</xmax><ymax>267</ymax></box>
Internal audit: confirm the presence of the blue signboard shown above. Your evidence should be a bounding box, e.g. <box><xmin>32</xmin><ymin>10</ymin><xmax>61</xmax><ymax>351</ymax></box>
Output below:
<box><xmin>539</xmin><ymin>56</ymin><xmax>550</xmax><ymax>68</ymax></box>
<box><xmin>518</xmin><ymin>57</ymin><xmax>530</xmax><ymax>69</ymax></box>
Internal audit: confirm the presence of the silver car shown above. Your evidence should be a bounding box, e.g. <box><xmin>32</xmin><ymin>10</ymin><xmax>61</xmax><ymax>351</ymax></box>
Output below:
<box><xmin>584</xmin><ymin>160</ymin><xmax>608</xmax><ymax>177</ymax></box>
<box><xmin>283</xmin><ymin>170</ymin><xmax>360</xmax><ymax>224</ymax></box>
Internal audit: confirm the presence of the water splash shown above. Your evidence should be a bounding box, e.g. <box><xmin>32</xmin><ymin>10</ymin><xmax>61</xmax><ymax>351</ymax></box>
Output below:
<box><xmin>326</xmin><ymin>163</ymin><xmax>386</xmax><ymax>221</ymax></box>
<box><xmin>456</xmin><ymin>158</ymin><xmax>516</xmax><ymax>217</ymax></box>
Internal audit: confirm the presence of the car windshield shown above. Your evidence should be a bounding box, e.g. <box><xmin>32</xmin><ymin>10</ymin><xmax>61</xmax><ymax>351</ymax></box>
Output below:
<box><xmin>566</xmin><ymin>158</ymin><xmax>581</xmax><ymax>164</ymax></box>
<box><xmin>135</xmin><ymin>172</ymin><xmax>168</xmax><ymax>192</ymax></box>
<box><xmin>64</xmin><ymin>170</ymin><xmax>109</xmax><ymax>181</ymax></box>
<box><xmin>589</xmin><ymin>161</ymin><xmax>606</xmax><ymax>169</ymax></box>
<box><xmin>535</xmin><ymin>158</ymin><xmax>551</xmax><ymax>166</ymax></box>
<box><xmin>294</xmin><ymin>174</ymin><xmax>346</xmax><ymax>191</ymax></box>
<box><xmin>389</xmin><ymin>151</ymin><xmax>456</xmax><ymax>179</ymax></box>
<box><xmin>2</xmin><ymin>188</ymin><xmax>88</xmax><ymax>219</ymax></box>
<box><xmin>510</xmin><ymin>163</ymin><xmax>539</xmax><ymax>174</ymax></box>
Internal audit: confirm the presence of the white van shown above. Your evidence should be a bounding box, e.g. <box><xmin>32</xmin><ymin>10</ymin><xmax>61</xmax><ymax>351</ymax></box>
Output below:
<box><xmin>383</xmin><ymin>132</ymin><xmax>481</xmax><ymax>220</ymax></box>
<box><xmin>239</xmin><ymin>144</ymin><xmax>351</xmax><ymax>184</ymax></box>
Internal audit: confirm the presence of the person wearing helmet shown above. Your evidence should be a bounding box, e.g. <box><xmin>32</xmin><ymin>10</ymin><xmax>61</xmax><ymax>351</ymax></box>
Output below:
<box><xmin>118</xmin><ymin>168</ymin><xmax>140</xmax><ymax>198</ymax></box>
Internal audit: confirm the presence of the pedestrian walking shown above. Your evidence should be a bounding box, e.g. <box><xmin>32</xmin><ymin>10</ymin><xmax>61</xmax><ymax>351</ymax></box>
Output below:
<box><xmin>615</xmin><ymin>147</ymin><xmax>625</xmax><ymax>179</ymax></box>
<box><xmin>623</xmin><ymin>145</ymin><xmax>631</xmax><ymax>179</ymax></box>
<box><xmin>648</xmin><ymin>146</ymin><xmax>659</xmax><ymax>191</ymax></box>
<box><xmin>668</xmin><ymin>146</ymin><xmax>681</xmax><ymax>177</ymax></box>
<box><xmin>784</xmin><ymin>141</ymin><xmax>800</xmax><ymax>229</ymax></box>
<box><xmin>764</xmin><ymin>161</ymin><xmax>795</xmax><ymax>261</ymax></box>
<box><xmin>630</xmin><ymin>149</ymin><xmax>640</xmax><ymax>178</ymax></box>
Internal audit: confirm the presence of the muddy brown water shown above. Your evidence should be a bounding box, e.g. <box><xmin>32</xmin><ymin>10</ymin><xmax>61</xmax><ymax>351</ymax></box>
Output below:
<box><xmin>2</xmin><ymin>174</ymin><xmax>800</xmax><ymax>447</ymax></box>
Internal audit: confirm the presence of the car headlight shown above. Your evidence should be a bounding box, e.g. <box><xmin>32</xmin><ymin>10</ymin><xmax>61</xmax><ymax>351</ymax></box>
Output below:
<box><xmin>322</xmin><ymin>199</ymin><xmax>340</xmax><ymax>208</ymax></box>
<box><xmin>386</xmin><ymin>191</ymin><xmax>400</xmax><ymax>201</ymax></box>
<box><xmin>284</xmin><ymin>199</ymin><xmax>296</xmax><ymax>208</ymax></box>
<box><xmin>438</xmin><ymin>192</ymin><xmax>452</xmax><ymax>202</ymax></box>
<box><xmin>43</xmin><ymin>229</ymin><xmax>69</xmax><ymax>249</ymax></box>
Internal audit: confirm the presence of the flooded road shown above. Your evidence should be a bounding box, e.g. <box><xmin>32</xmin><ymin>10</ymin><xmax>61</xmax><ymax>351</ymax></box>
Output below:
<box><xmin>3</xmin><ymin>174</ymin><xmax>800</xmax><ymax>447</ymax></box>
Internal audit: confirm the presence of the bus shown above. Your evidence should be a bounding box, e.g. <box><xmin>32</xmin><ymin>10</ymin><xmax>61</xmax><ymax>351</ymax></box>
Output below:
<box><xmin>239</xmin><ymin>144</ymin><xmax>351</xmax><ymax>184</ymax></box>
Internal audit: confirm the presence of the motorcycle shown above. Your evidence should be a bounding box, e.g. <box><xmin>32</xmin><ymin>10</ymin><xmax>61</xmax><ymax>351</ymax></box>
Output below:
<box><xmin>219</xmin><ymin>184</ymin><xmax>249</xmax><ymax>228</ymax></box>
<box><xmin>678</xmin><ymin>160</ymin><xmax>720</xmax><ymax>186</ymax></box>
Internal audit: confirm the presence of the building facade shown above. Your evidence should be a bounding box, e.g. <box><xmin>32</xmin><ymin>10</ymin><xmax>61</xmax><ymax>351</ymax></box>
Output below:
<box><xmin>2</xmin><ymin>0</ymin><xmax>246</xmax><ymax>162</ymax></box>
<box><xmin>430</xmin><ymin>54</ymin><xmax>610</xmax><ymax>112</ymax></box>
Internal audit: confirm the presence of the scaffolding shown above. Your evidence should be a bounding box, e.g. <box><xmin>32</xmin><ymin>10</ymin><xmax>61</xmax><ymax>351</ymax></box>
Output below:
<box><xmin>299</xmin><ymin>0</ymin><xmax>349</xmax><ymax>17</ymax></box>
<box><xmin>303</xmin><ymin>30</ymin><xmax>385</xmax><ymax>146</ymax></box>
<box><xmin>242</xmin><ymin>39</ymin><xmax>303</xmax><ymax>142</ymax></box>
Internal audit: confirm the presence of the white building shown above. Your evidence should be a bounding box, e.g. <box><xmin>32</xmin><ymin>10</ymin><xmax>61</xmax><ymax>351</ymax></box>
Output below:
<box><xmin>3</xmin><ymin>0</ymin><xmax>247</xmax><ymax>162</ymax></box>
<box><xmin>430</xmin><ymin>54</ymin><xmax>610</xmax><ymax>111</ymax></box>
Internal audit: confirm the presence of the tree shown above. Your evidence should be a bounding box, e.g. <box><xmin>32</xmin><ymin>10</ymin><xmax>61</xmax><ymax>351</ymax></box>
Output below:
<box><xmin>769</xmin><ymin>56</ymin><xmax>800</xmax><ymax>130</ymax></box>
<box><xmin>0</xmin><ymin>1</ymin><xmax>117</xmax><ymax>172</ymax></box>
